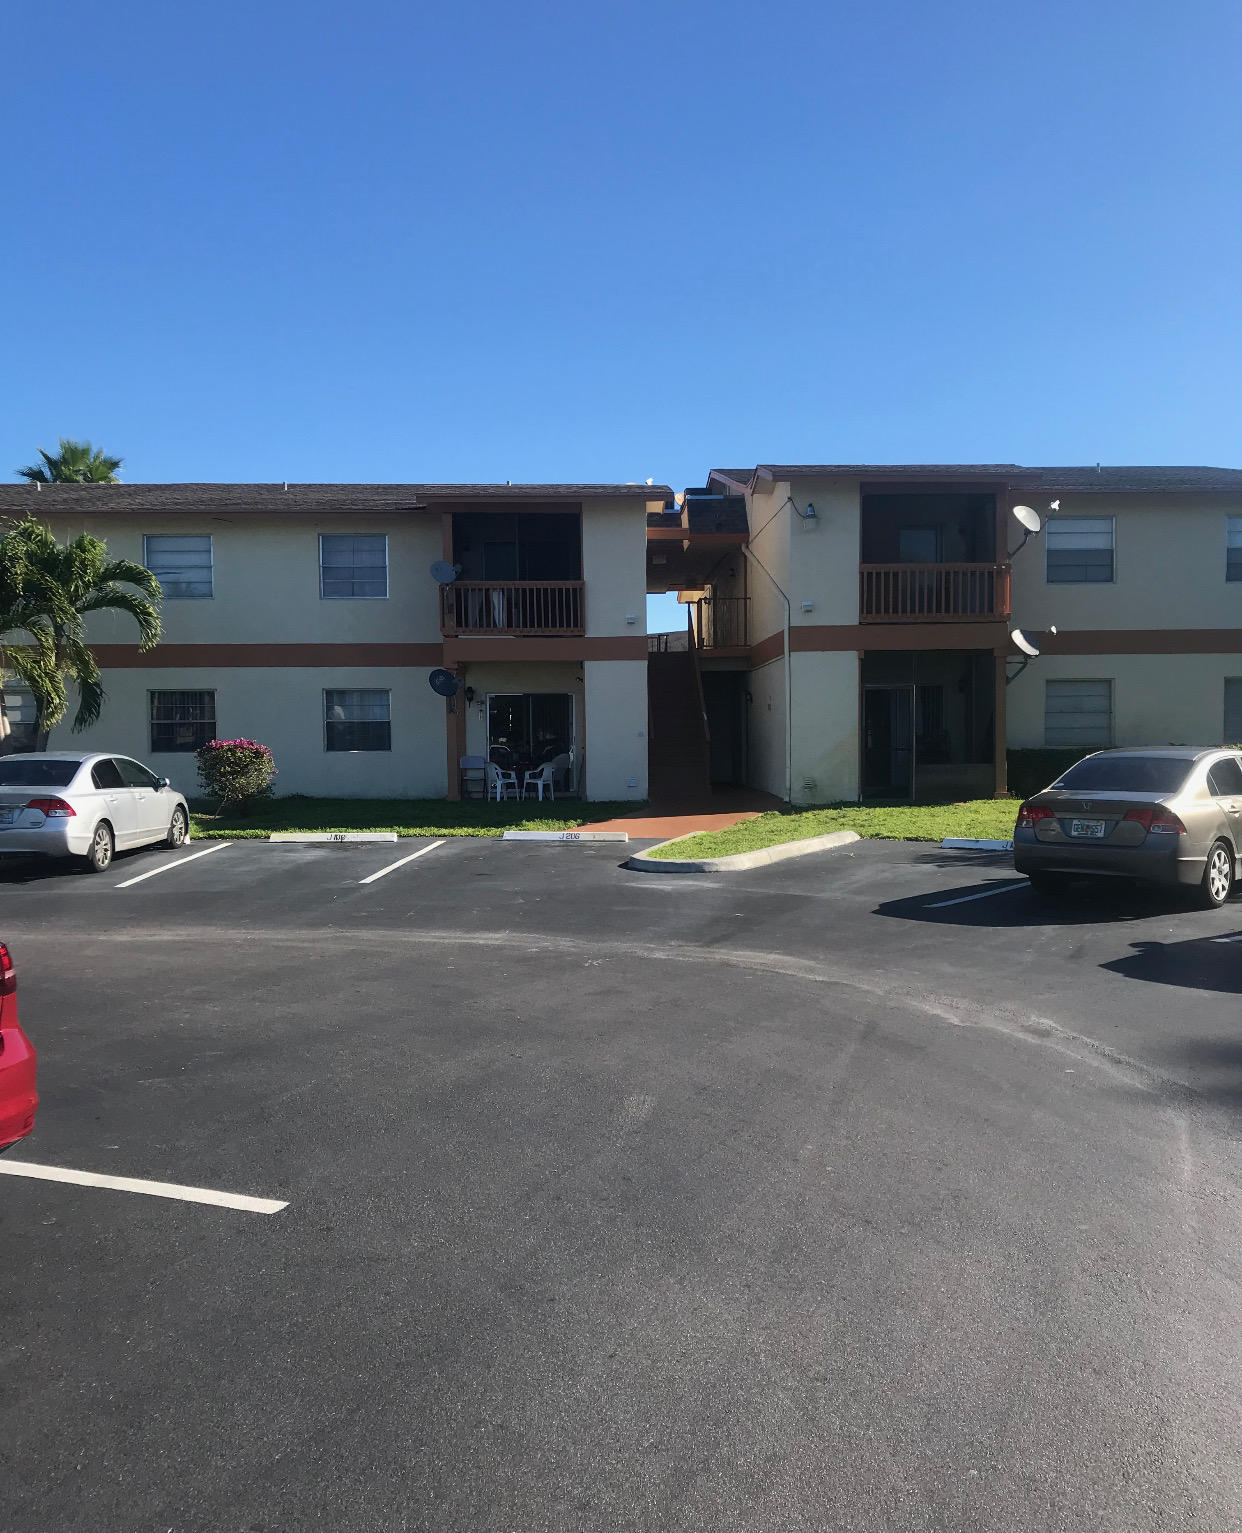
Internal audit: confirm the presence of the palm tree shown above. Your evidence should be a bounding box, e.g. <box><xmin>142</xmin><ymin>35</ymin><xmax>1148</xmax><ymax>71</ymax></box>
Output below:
<box><xmin>17</xmin><ymin>438</ymin><xmax>123</xmax><ymax>484</ymax></box>
<box><xmin>0</xmin><ymin>518</ymin><xmax>161</xmax><ymax>747</ymax></box>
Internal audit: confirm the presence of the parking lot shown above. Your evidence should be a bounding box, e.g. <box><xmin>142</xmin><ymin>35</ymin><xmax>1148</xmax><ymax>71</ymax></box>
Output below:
<box><xmin>2</xmin><ymin>835</ymin><xmax>1241</xmax><ymax>1531</ymax></box>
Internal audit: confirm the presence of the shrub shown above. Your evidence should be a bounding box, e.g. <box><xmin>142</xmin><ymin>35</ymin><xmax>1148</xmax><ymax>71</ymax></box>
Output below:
<box><xmin>196</xmin><ymin>738</ymin><xmax>277</xmax><ymax>812</ymax></box>
<box><xmin>1007</xmin><ymin>748</ymin><xmax>1087</xmax><ymax>800</ymax></box>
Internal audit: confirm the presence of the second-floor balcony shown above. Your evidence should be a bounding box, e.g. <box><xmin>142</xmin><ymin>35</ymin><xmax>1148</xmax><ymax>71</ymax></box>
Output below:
<box><xmin>859</xmin><ymin>563</ymin><xmax>1010</xmax><ymax>623</ymax></box>
<box><xmin>440</xmin><ymin>580</ymin><xmax>585</xmax><ymax>637</ymax></box>
<box><xmin>691</xmin><ymin>594</ymin><xmax>749</xmax><ymax>651</ymax></box>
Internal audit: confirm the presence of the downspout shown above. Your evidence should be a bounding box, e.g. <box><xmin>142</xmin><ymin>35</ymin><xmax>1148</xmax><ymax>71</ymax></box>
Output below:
<box><xmin>741</xmin><ymin>542</ymin><xmax>792</xmax><ymax>805</ymax></box>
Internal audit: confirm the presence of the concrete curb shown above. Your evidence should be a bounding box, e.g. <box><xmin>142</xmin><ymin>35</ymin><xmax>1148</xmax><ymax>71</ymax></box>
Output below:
<box><xmin>503</xmin><ymin>830</ymin><xmax>629</xmax><ymax>843</ymax></box>
<box><xmin>627</xmin><ymin>829</ymin><xmax>861</xmax><ymax>874</ymax></box>
<box><xmin>269</xmin><ymin>832</ymin><xmax>399</xmax><ymax>843</ymax></box>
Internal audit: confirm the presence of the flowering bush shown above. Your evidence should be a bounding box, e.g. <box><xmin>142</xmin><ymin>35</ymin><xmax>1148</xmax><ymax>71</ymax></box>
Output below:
<box><xmin>196</xmin><ymin>738</ymin><xmax>277</xmax><ymax>812</ymax></box>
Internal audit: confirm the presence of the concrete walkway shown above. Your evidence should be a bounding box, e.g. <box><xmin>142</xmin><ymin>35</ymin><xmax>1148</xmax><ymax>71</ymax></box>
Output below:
<box><xmin>582</xmin><ymin>789</ymin><xmax>782</xmax><ymax>841</ymax></box>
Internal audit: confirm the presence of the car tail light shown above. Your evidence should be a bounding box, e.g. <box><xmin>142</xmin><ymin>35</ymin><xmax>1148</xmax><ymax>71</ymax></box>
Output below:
<box><xmin>25</xmin><ymin>797</ymin><xmax>75</xmax><ymax>817</ymax></box>
<box><xmin>0</xmin><ymin>943</ymin><xmax>15</xmax><ymax>997</ymax></box>
<box><xmin>1124</xmin><ymin>807</ymin><xmax>1187</xmax><ymax>835</ymax></box>
<box><xmin>1016</xmin><ymin>803</ymin><xmax>1056</xmax><ymax>829</ymax></box>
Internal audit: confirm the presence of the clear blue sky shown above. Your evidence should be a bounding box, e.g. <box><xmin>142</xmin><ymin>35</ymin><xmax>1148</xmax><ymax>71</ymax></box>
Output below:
<box><xmin>5</xmin><ymin>1</ymin><xmax>1240</xmax><ymax>629</ymax></box>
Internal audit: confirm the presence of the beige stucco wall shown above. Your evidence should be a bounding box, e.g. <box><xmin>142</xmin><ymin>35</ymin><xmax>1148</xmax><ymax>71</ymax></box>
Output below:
<box><xmin>1006</xmin><ymin>654</ymin><xmax>1242</xmax><ymax>751</ymax></box>
<box><xmin>745</xmin><ymin>657</ymin><xmax>787</xmax><ymax>799</ymax></box>
<box><xmin>1010</xmin><ymin>494</ymin><xmax>1242</xmax><ymax>631</ymax></box>
<box><xmin>582</xmin><ymin>660</ymin><xmax>648</xmax><ymax>800</ymax></box>
<box><xmin>583</xmin><ymin>500</ymin><xmax>648</xmax><ymax>639</ymax></box>
<box><xmin>790</xmin><ymin>651</ymin><xmax>859</xmax><ymax>803</ymax></box>
<box><xmin>49</xmin><ymin>514</ymin><xmax>445</xmax><ymax>645</ymax></box>
<box><xmin>49</xmin><ymin>666</ymin><xmax>448</xmax><ymax>798</ymax></box>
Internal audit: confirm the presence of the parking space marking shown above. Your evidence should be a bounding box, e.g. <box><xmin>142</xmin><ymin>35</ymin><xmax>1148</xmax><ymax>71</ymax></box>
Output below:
<box><xmin>358</xmin><ymin>839</ymin><xmax>446</xmax><ymax>885</ymax></box>
<box><xmin>1210</xmin><ymin>934</ymin><xmax>1242</xmax><ymax>943</ymax></box>
<box><xmin>115</xmin><ymin>842</ymin><xmax>231</xmax><ymax>888</ymax></box>
<box><xmin>927</xmin><ymin>881</ymin><xmax>1028</xmax><ymax>909</ymax></box>
<box><xmin>0</xmin><ymin>1159</ymin><xmax>286</xmax><ymax>1213</ymax></box>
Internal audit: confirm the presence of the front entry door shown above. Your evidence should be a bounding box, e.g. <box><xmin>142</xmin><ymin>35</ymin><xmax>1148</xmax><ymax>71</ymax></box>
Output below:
<box><xmin>862</xmin><ymin>686</ymin><xmax>914</xmax><ymax>798</ymax></box>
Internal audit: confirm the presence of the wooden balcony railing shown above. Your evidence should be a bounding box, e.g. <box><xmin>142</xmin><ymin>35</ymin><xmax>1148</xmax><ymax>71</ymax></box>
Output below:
<box><xmin>859</xmin><ymin>563</ymin><xmax>1010</xmax><ymax>623</ymax></box>
<box><xmin>441</xmin><ymin>580</ymin><xmax>585</xmax><ymax>636</ymax></box>
<box><xmin>692</xmin><ymin>595</ymin><xmax>749</xmax><ymax>649</ymax></box>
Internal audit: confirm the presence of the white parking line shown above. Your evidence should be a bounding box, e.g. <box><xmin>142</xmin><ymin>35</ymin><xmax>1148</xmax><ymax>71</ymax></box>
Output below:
<box><xmin>927</xmin><ymin>881</ymin><xmax>1028</xmax><ymax>909</ymax></box>
<box><xmin>1211</xmin><ymin>934</ymin><xmax>1242</xmax><ymax>943</ymax></box>
<box><xmin>358</xmin><ymin>839</ymin><xmax>446</xmax><ymax>885</ymax></box>
<box><xmin>115</xmin><ymin>842</ymin><xmax>231</xmax><ymax>888</ymax></box>
<box><xmin>0</xmin><ymin>1159</ymin><xmax>287</xmax><ymax>1214</ymax></box>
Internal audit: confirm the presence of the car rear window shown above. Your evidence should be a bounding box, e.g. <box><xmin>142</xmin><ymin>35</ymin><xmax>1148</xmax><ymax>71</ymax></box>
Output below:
<box><xmin>0</xmin><ymin>758</ymin><xmax>81</xmax><ymax>787</ymax></box>
<box><xmin>1051</xmin><ymin>756</ymin><xmax>1195</xmax><ymax>794</ymax></box>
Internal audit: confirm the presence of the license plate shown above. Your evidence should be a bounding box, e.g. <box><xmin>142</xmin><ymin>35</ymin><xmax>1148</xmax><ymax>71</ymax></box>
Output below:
<box><xmin>1070</xmin><ymin>818</ymin><xmax>1106</xmax><ymax>838</ymax></box>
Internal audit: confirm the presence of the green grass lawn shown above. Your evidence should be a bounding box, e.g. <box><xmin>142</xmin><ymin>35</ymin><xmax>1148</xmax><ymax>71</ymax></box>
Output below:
<box><xmin>645</xmin><ymin>799</ymin><xmax>1019</xmax><ymax>860</ymax></box>
<box><xmin>189</xmin><ymin>797</ymin><xmax>637</xmax><ymax>840</ymax></box>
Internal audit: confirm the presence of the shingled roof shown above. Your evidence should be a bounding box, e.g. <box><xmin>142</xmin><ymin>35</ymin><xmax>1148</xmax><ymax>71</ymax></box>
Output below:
<box><xmin>0</xmin><ymin>482</ymin><xmax>674</xmax><ymax>515</ymax></box>
<box><xmin>709</xmin><ymin>464</ymin><xmax>1242</xmax><ymax>493</ymax></box>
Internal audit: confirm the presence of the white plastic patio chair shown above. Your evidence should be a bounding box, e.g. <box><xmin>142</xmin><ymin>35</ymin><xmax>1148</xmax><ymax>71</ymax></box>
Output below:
<box><xmin>523</xmin><ymin>762</ymin><xmax>557</xmax><ymax>801</ymax></box>
<box><xmin>486</xmin><ymin>761</ymin><xmax>520</xmax><ymax>801</ymax></box>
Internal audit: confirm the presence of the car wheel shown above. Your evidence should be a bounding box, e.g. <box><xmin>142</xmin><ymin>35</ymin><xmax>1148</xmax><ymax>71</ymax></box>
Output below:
<box><xmin>165</xmin><ymin>807</ymin><xmax>189</xmax><ymax>848</ymax></box>
<box><xmin>1027</xmin><ymin>872</ymin><xmax>1069</xmax><ymax>896</ymax></box>
<box><xmin>84</xmin><ymin>821</ymin><xmax>114</xmax><ymax>874</ymax></box>
<box><xmin>1197</xmin><ymin>840</ymin><xmax>1234</xmax><ymax>909</ymax></box>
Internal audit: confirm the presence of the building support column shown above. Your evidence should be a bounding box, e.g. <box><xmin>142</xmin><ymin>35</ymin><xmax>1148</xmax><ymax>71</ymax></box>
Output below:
<box><xmin>444</xmin><ymin>668</ymin><xmax>468</xmax><ymax>801</ymax></box>
<box><xmin>993</xmin><ymin>648</ymin><xmax>1008</xmax><ymax>798</ymax></box>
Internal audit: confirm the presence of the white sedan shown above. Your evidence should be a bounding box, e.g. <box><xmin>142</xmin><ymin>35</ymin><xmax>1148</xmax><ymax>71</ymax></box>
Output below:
<box><xmin>0</xmin><ymin>752</ymin><xmax>190</xmax><ymax>873</ymax></box>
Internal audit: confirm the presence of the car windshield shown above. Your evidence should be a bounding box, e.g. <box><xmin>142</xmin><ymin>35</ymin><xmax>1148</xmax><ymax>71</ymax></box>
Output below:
<box><xmin>0</xmin><ymin>758</ymin><xmax>82</xmax><ymax>787</ymax></box>
<box><xmin>1051</xmin><ymin>755</ymin><xmax>1196</xmax><ymax>794</ymax></box>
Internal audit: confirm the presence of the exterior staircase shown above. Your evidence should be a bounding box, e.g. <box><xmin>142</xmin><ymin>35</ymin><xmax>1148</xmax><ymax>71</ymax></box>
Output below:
<box><xmin>646</xmin><ymin>634</ymin><xmax>712</xmax><ymax>803</ymax></box>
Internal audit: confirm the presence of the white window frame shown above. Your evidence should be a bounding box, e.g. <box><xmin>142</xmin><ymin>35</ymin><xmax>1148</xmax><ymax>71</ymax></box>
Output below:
<box><xmin>1045</xmin><ymin>517</ymin><xmax>1115</xmax><ymax>585</ymax></box>
<box><xmin>1044</xmin><ymin>678</ymin><xmax>1114</xmax><ymax>748</ymax></box>
<box><xmin>323</xmin><ymin>688</ymin><xmax>392</xmax><ymax>752</ymax></box>
<box><xmin>143</xmin><ymin>534</ymin><xmax>214</xmax><ymax>599</ymax></box>
<box><xmin>319</xmin><ymin>534</ymin><xmax>389</xmax><ymax>600</ymax></box>
<box><xmin>1226</xmin><ymin>517</ymin><xmax>1242</xmax><ymax>583</ymax></box>
<box><xmin>148</xmin><ymin>689</ymin><xmax>217</xmax><ymax>754</ymax></box>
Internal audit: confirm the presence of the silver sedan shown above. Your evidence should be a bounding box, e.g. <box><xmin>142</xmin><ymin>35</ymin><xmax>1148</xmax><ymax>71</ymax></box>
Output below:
<box><xmin>1013</xmin><ymin>747</ymin><xmax>1242</xmax><ymax>908</ymax></box>
<box><xmin>0</xmin><ymin>752</ymin><xmax>190</xmax><ymax>873</ymax></box>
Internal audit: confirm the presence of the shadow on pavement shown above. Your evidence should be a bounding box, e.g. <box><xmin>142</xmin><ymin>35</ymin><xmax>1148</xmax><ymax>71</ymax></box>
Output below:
<box><xmin>874</xmin><ymin>876</ymin><xmax>1206</xmax><ymax>928</ymax></box>
<box><xmin>1102</xmin><ymin>932</ymin><xmax>1242</xmax><ymax>995</ymax></box>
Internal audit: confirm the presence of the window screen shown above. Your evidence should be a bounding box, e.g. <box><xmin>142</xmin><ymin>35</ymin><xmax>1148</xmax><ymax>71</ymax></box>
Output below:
<box><xmin>144</xmin><ymin>535</ymin><xmax>213</xmax><ymax>598</ymax></box>
<box><xmin>325</xmin><ymin>689</ymin><xmax>391</xmax><ymax>751</ymax></box>
<box><xmin>150</xmin><ymin>691</ymin><xmax>216</xmax><ymax>753</ymax></box>
<box><xmin>0</xmin><ymin>687</ymin><xmax>37</xmax><ymax>753</ymax></box>
<box><xmin>1045</xmin><ymin>679</ymin><xmax>1113</xmax><ymax>747</ymax></box>
<box><xmin>1046</xmin><ymin>518</ymin><xmax>1114</xmax><ymax>583</ymax></box>
<box><xmin>1225</xmin><ymin>679</ymin><xmax>1242</xmax><ymax>743</ymax></box>
<box><xmin>1227</xmin><ymin>518</ymin><xmax>1242</xmax><ymax>582</ymax></box>
<box><xmin>319</xmin><ymin>535</ymin><xmax>388</xmax><ymax>599</ymax></box>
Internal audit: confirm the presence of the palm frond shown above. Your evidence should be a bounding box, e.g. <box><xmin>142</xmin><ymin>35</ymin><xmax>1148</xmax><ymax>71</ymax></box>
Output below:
<box><xmin>77</xmin><ymin>585</ymin><xmax>162</xmax><ymax>650</ymax></box>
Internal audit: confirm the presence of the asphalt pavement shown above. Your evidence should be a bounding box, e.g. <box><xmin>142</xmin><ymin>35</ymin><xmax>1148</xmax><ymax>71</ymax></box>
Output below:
<box><xmin>1</xmin><ymin>834</ymin><xmax>1240</xmax><ymax>1531</ymax></box>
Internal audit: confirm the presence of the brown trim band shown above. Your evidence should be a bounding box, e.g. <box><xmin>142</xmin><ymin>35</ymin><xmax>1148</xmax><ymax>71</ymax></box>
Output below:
<box><xmin>747</xmin><ymin>626</ymin><xmax>1242</xmax><ymax>660</ymax></box>
<box><xmin>442</xmin><ymin>636</ymin><xmax>647</xmax><ymax>663</ymax></box>
<box><xmin>749</xmin><ymin>631</ymin><xmax>785</xmax><ymax>666</ymax></box>
<box><xmin>91</xmin><ymin>643</ymin><xmax>446</xmax><ymax>668</ymax></box>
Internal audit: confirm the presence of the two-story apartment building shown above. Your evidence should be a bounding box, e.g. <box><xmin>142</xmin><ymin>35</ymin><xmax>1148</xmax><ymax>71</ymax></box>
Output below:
<box><xmin>647</xmin><ymin>464</ymin><xmax>1242</xmax><ymax>803</ymax></box>
<box><xmin>2</xmin><ymin>482</ymin><xmax>667</xmax><ymax>801</ymax></box>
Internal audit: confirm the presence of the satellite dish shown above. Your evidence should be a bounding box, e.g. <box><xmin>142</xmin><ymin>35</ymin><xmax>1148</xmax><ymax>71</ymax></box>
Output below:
<box><xmin>1011</xmin><ymin>624</ymin><xmax>1057</xmax><ymax>658</ymax></box>
<box><xmin>1012</xmin><ymin>504</ymin><xmax>1042</xmax><ymax>534</ymax></box>
<box><xmin>428</xmin><ymin>669</ymin><xmax>462</xmax><ymax>698</ymax></box>
<box><xmin>430</xmin><ymin>561</ymin><xmax>459</xmax><ymax>584</ymax></box>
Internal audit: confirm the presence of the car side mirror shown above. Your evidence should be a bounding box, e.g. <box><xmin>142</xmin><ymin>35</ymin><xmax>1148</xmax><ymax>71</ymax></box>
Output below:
<box><xmin>159</xmin><ymin>777</ymin><xmax>171</xmax><ymax>790</ymax></box>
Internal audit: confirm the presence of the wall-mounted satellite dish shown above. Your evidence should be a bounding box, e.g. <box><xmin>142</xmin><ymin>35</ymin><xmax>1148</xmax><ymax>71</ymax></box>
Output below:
<box><xmin>1011</xmin><ymin>624</ymin><xmax>1057</xmax><ymax>658</ymax></box>
<box><xmin>428</xmin><ymin>668</ymin><xmax>462</xmax><ymax>698</ymax></box>
<box><xmin>430</xmin><ymin>561</ymin><xmax>459</xmax><ymax>584</ymax></box>
<box><xmin>1012</xmin><ymin>504</ymin><xmax>1042</xmax><ymax>534</ymax></box>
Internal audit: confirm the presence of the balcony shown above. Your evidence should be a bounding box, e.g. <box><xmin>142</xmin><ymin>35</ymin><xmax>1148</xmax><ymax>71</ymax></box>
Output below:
<box><xmin>859</xmin><ymin>563</ymin><xmax>1009</xmax><ymax>623</ymax></box>
<box><xmin>691</xmin><ymin>595</ymin><xmax>749</xmax><ymax>651</ymax></box>
<box><xmin>440</xmin><ymin>580</ymin><xmax>585</xmax><ymax>637</ymax></box>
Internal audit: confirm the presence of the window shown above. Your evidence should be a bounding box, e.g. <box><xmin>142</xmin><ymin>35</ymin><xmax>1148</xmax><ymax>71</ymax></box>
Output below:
<box><xmin>150</xmin><ymin>690</ymin><xmax>216</xmax><ymax>753</ymax></box>
<box><xmin>1207</xmin><ymin>757</ymin><xmax>1242</xmax><ymax>797</ymax></box>
<box><xmin>1052</xmin><ymin>754</ymin><xmax>1193</xmax><ymax>794</ymax></box>
<box><xmin>1044</xmin><ymin>679</ymin><xmax>1113</xmax><ymax>748</ymax></box>
<box><xmin>91</xmin><ymin>759</ymin><xmax>125</xmax><ymax>789</ymax></box>
<box><xmin>319</xmin><ymin>535</ymin><xmax>388</xmax><ymax>599</ymax></box>
<box><xmin>897</xmin><ymin>526</ymin><xmax>941</xmax><ymax>563</ymax></box>
<box><xmin>0</xmin><ymin>759</ymin><xmax>79</xmax><ymax>787</ymax></box>
<box><xmin>0</xmin><ymin>686</ymin><xmax>37</xmax><ymax>753</ymax></box>
<box><xmin>1225</xmin><ymin>679</ymin><xmax>1242</xmax><ymax>743</ymax></box>
<box><xmin>1227</xmin><ymin>518</ymin><xmax>1242</xmax><ymax>582</ymax></box>
<box><xmin>144</xmin><ymin>535</ymin><xmax>213</xmax><ymax>598</ymax></box>
<box><xmin>116</xmin><ymin>757</ymin><xmax>161</xmax><ymax>789</ymax></box>
<box><xmin>325</xmin><ymin>689</ymin><xmax>390</xmax><ymax>751</ymax></box>
<box><xmin>1046</xmin><ymin>517</ymin><xmax>1114</xmax><ymax>583</ymax></box>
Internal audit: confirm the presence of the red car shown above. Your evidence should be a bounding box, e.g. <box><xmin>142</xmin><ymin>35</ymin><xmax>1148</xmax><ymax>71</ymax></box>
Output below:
<box><xmin>0</xmin><ymin>942</ymin><xmax>37</xmax><ymax>1150</ymax></box>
